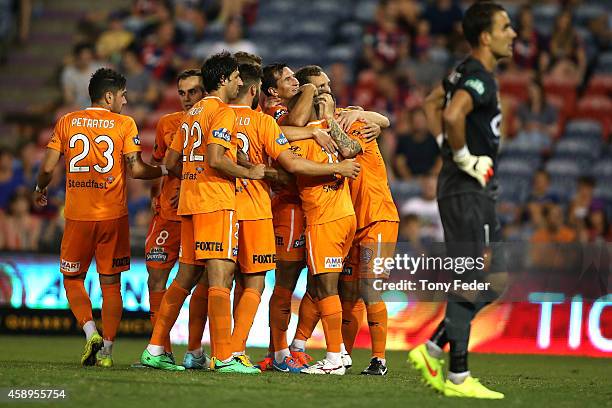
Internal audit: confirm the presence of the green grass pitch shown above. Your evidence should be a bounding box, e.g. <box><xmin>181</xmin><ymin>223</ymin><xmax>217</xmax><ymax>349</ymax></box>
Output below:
<box><xmin>0</xmin><ymin>336</ymin><xmax>610</xmax><ymax>407</ymax></box>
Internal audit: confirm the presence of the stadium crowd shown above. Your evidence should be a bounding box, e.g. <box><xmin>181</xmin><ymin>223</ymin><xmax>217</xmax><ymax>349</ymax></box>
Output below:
<box><xmin>0</xmin><ymin>0</ymin><xmax>611</xmax><ymax>253</ymax></box>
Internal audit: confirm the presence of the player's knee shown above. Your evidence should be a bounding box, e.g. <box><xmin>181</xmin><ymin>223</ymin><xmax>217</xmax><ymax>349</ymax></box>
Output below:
<box><xmin>99</xmin><ymin>273</ymin><xmax>121</xmax><ymax>286</ymax></box>
<box><xmin>339</xmin><ymin>280</ymin><xmax>360</xmax><ymax>302</ymax></box>
<box><xmin>147</xmin><ymin>268</ymin><xmax>171</xmax><ymax>292</ymax></box>
<box><xmin>243</xmin><ymin>273</ymin><xmax>266</xmax><ymax>294</ymax></box>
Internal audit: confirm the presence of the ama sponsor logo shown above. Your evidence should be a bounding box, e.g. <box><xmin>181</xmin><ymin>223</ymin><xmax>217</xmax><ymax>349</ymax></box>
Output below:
<box><xmin>325</xmin><ymin>257</ymin><xmax>343</xmax><ymax>269</ymax></box>
<box><xmin>60</xmin><ymin>259</ymin><xmax>80</xmax><ymax>274</ymax></box>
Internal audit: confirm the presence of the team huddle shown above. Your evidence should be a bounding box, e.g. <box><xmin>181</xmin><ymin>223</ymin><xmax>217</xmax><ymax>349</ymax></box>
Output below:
<box><xmin>34</xmin><ymin>1</ymin><xmax>513</xmax><ymax>399</ymax></box>
<box><xmin>35</xmin><ymin>50</ymin><xmax>400</xmax><ymax>377</ymax></box>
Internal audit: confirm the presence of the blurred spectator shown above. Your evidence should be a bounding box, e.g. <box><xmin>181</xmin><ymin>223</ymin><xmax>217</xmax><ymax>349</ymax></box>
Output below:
<box><xmin>394</xmin><ymin>0</ymin><xmax>420</xmax><ymax>34</ymax></box>
<box><xmin>400</xmin><ymin>46</ymin><xmax>446</xmax><ymax>89</ymax></box>
<box><xmin>209</xmin><ymin>16</ymin><xmax>257</xmax><ymax>56</ymax></box>
<box><xmin>512</xmin><ymin>5</ymin><xmax>547</xmax><ymax>73</ymax></box>
<box><xmin>0</xmin><ymin>148</ymin><xmax>24</xmax><ymax>209</ymax></box>
<box><xmin>588</xmin><ymin>14</ymin><xmax>611</xmax><ymax>55</ymax></box>
<box><xmin>422</xmin><ymin>0</ymin><xmax>462</xmax><ymax>38</ymax></box>
<box><xmin>514</xmin><ymin>78</ymin><xmax>558</xmax><ymax>147</ymax></box>
<box><xmin>394</xmin><ymin>107</ymin><xmax>440</xmax><ymax>179</ymax></box>
<box><xmin>0</xmin><ymin>192</ymin><xmax>41</xmax><ymax>251</ymax></box>
<box><xmin>140</xmin><ymin>20</ymin><xmax>185</xmax><ymax>81</ymax></box>
<box><xmin>525</xmin><ymin>169</ymin><xmax>554</xmax><ymax>231</ymax></box>
<box><xmin>400</xmin><ymin>173</ymin><xmax>444</xmax><ymax>243</ymax></box>
<box><xmin>38</xmin><ymin>214</ymin><xmax>65</xmax><ymax>253</ymax></box>
<box><xmin>532</xmin><ymin>203</ymin><xmax>576</xmax><ymax>244</ymax></box>
<box><xmin>362</xmin><ymin>0</ymin><xmax>410</xmax><ymax>71</ymax></box>
<box><xmin>120</xmin><ymin>48</ymin><xmax>160</xmax><ymax>126</ymax></box>
<box><xmin>329</xmin><ymin>62</ymin><xmax>353</xmax><ymax>109</ymax></box>
<box><xmin>547</xmin><ymin>9</ymin><xmax>587</xmax><ymax>83</ymax></box>
<box><xmin>17</xmin><ymin>141</ymin><xmax>39</xmax><ymax>189</ymax></box>
<box><xmin>61</xmin><ymin>43</ymin><xmax>105</xmax><ymax>108</ymax></box>
<box><xmin>398</xmin><ymin>213</ymin><xmax>425</xmax><ymax>249</ymax></box>
<box><xmin>568</xmin><ymin>176</ymin><xmax>596</xmax><ymax>227</ymax></box>
<box><xmin>96</xmin><ymin>13</ymin><xmax>135</xmax><ymax>65</ymax></box>
<box><xmin>413</xmin><ymin>19</ymin><xmax>432</xmax><ymax>58</ymax></box>
<box><xmin>584</xmin><ymin>202</ymin><xmax>611</xmax><ymax>242</ymax></box>
<box><xmin>530</xmin><ymin>202</ymin><xmax>576</xmax><ymax>268</ymax></box>
<box><xmin>218</xmin><ymin>0</ymin><xmax>258</xmax><ymax>25</ymax></box>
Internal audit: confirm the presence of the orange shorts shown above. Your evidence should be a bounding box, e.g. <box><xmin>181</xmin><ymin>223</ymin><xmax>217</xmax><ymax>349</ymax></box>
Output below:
<box><xmin>341</xmin><ymin>221</ymin><xmax>399</xmax><ymax>281</ymax></box>
<box><xmin>144</xmin><ymin>214</ymin><xmax>181</xmax><ymax>270</ymax></box>
<box><xmin>306</xmin><ymin>215</ymin><xmax>356</xmax><ymax>275</ymax></box>
<box><xmin>179</xmin><ymin>210</ymin><xmax>238</xmax><ymax>265</ymax></box>
<box><xmin>238</xmin><ymin>219</ymin><xmax>277</xmax><ymax>273</ymax></box>
<box><xmin>273</xmin><ymin>202</ymin><xmax>306</xmax><ymax>262</ymax></box>
<box><xmin>60</xmin><ymin>215</ymin><xmax>130</xmax><ymax>276</ymax></box>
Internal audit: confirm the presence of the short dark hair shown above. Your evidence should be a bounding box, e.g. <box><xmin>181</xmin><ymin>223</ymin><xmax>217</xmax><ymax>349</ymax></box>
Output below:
<box><xmin>236</xmin><ymin>63</ymin><xmax>262</xmax><ymax>98</ymax></box>
<box><xmin>234</xmin><ymin>51</ymin><xmax>262</xmax><ymax>66</ymax></box>
<box><xmin>73</xmin><ymin>42</ymin><xmax>94</xmax><ymax>57</ymax></box>
<box><xmin>201</xmin><ymin>51</ymin><xmax>239</xmax><ymax>93</ymax></box>
<box><xmin>462</xmin><ymin>1</ymin><xmax>506</xmax><ymax>47</ymax></box>
<box><xmin>88</xmin><ymin>68</ymin><xmax>126</xmax><ymax>103</ymax></box>
<box><xmin>294</xmin><ymin>65</ymin><xmax>323</xmax><ymax>86</ymax></box>
<box><xmin>262</xmin><ymin>63</ymin><xmax>287</xmax><ymax>96</ymax></box>
<box><xmin>177</xmin><ymin>69</ymin><xmax>202</xmax><ymax>86</ymax></box>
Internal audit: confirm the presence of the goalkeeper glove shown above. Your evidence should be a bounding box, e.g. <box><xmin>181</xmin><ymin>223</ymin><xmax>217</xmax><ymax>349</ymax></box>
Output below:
<box><xmin>453</xmin><ymin>146</ymin><xmax>494</xmax><ymax>187</ymax></box>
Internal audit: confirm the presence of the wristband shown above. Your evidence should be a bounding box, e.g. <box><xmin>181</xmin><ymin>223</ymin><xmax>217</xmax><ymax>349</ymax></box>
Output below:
<box><xmin>435</xmin><ymin>133</ymin><xmax>444</xmax><ymax>147</ymax></box>
<box><xmin>453</xmin><ymin>145</ymin><xmax>469</xmax><ymax>161</ymax></box>
<box><xmin>160</xmin><ymin>164</ymin><xmax>168</xmax><ymax>176</ymax></box>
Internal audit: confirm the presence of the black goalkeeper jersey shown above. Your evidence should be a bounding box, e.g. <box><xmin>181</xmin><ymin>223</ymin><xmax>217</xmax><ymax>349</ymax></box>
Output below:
<box><xmin>437</xmin><ymin>56</ymin><xmax>502</xmax><ymax>200</ymax></box>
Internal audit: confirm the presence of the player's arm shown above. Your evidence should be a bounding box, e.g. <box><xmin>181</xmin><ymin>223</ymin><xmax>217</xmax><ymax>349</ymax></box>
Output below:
<box><xmin>281</xmin><ymin>125</ymin><xmax>338</xmax><ymax>153</ymax></box>
<box><xmin>424</xmin><ymin>84</ymin><xmax>445</xmax><ymax>146</ymax></box>
<box><xmin>208</xmin><ymin>143</ymin><xmax>264</xmax><ymax>180</ymax></box>
<box><xmin>33</xmin><ymin>148</ymin><xmax>61</xmax><ymax>207</ymax></box>
<box><xmin>336</xmin><ymin>109</ymin><xmax>390</xmax><ymax>135</ymax></box>
<box><xmin>327</xmin><ymin>118</ymin><xmax>361</xmax><ymax>159</ymax></box>
<box><xmin>276</xmin><ymin>150</ymin><xmax>360</xmax><ymax>179</ymax></box>
<box><xmin>124</xmin><ymin>151</ymin><xmax>167</xmax><ymax>180</ymax></box>
<box><xmin>443</xmin><ymin>89</ymin><xmax>493</xmax><ymax>187</ymax></box>
<box><xmin>237</xmin><ymin>149</ymin><xmax>279</xmax><ymax>180</ymax></box>
<box><xmin>283</xmin><ymin>83</ymin><xmax>317</xmax><ymax>126</ymax></box>
<box><xmin>163</xmin><ymin>148</ymin><xmax>183</xmax><ymax>178</ymax></box>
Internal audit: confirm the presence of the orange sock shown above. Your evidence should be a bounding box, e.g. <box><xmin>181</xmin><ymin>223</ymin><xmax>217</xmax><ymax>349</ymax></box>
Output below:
<box><xmin>294</xmin><ymin>292</ymin><xmax>320</xmax><ymax>341</ymax></box>
<box><xmin>63</xmin><ymin>278</ymin><xmax>93</xmax><ymax>327</ymax></box>
<box><xmin>269</xmin><ymin>286</ymin><xmax>292</xmax><ymax>351</ymax></box>
<box><xmin>233</xmin><ymin>280</ymin><xmax>244</xmax><ymax>314</ymax></box>
<box><xmin>188</xmin><ymin>283</ymin><xmax>208</xmax><ymax>351</ymax></box>
<box><xmin>317</xmin><ymin>295</ymin><xmax>343</xmax><ymax>353</ymax></box>
<box><xmin>150</xmin><ymin>281</ymin><xmax>188</xmax><ymax>347</ymax></box>
<box><xmin>366</xmin><ymin>302</ymin><xmax>388</xmax><ymax>359</ymax></box>
<box><xmin>149</xmin><ymin>290</ymin><xmax>172</xmax><ymax>352</ymax></box>
<box><xmin>101</xmin><ymin>283</ymin><xmax>122</xmax><ymax>342</ymax></box>
<box><xmin>231</xmin><ymin>288</ymin><xmax>261</xmax><ymax>353</ymax></box>
<box><xmin>208</xmin><ymin>286</ymin><xmax>232</xmax><ymax>361</ymax></box>
<box><xmin>341</xmin><ymin>299</ymin><xmax>365</xmax><ymax>354</ymax></box>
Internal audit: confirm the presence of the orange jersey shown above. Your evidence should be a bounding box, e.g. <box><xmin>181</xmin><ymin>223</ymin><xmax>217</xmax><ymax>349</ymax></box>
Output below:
<box><xmin>347</xmin><ymin>121</ymin><xmax>399</xmax><ymax>228</ymax></box>
<box><xmin>264</xmin><ymin>104</ymin><xmax>289</xmax><ymax>125</ymax></box>
<box><xmin>230</xmin><ymin>105</ymin><xmax>291</xmax><ymax>220</ymax></box>
<box><xmin>169</xmin><ymin>96</ymin><xmax>237</xmax><ymax>215</ymax></box>
<box><xmin>293</xmin><ymin>120</ymin><xmax>354</xmax><ymax>226</ymax></box>
<box><xmin>47</xmin><ymin>107</ymin><xmax>141</xmax><ymax>221</ymax></box>
<box><xmin>152</xmin><ymin>111</ymin><xmax>184</xmax><ymax>221</ymax></box>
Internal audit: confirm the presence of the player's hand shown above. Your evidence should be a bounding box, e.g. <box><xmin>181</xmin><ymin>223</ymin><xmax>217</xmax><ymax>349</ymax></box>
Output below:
<box><xmin>264</xmin><ymin>94</ymin><xmax>282</xmax><ymax>109</ymax></box>
<box><xmin>335</xmin><ymin>158</ymin><xmax>361</xmax><ymax>180</ymax></box>
<box><xmin>315</xmin><ymin>93</ymin><xmax>335</xmax><ymax>119</ymax></box>
<box><xmin>299</xmin><ymin>83</ymin><xmax>317</xmax><ymax>94</ymax></box>
<box><xmin>337</xmin><ymin>110</ymin><xmax>365</xmax><ymax>132</ymax></box>
<box><xmin>33</xmin><ymin>188</ymin><xmax>48</xmax><ymax>207</ymax></box>
<box><xmin>275</xmin><ymin>167</ymin><xmax>294</xmax><ymax>186</ymax></box>
<box><xmin>248</xmin><ymin>164</ymin><xmax>266</xmax><ymax>180</ymax></box>
<box><xmin>453</xmin><ymin>149</ymin><xmax>494</xmax><ymax>187</ymax></box>
<box><xmin>312</xmin><ymin>127</ymin><xmax>338</xmax><ymax>153</ymax></box>
<box><xmin>361</xmin><ymin>121</ymin><xmax>381</xmax><ymax>142</ymax></box>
